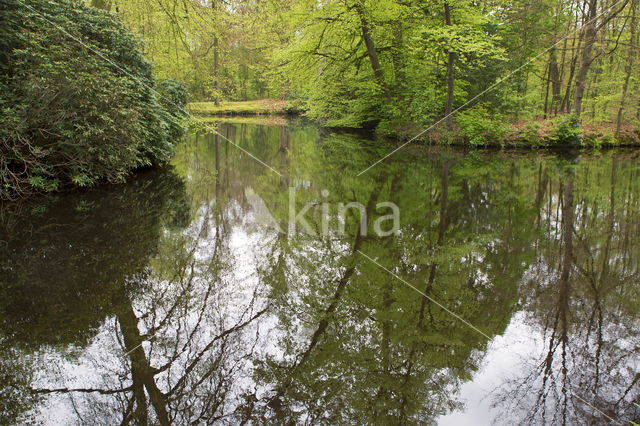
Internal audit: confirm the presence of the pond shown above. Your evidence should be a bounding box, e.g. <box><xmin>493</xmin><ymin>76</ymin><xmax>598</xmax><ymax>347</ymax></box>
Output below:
<box><xmin>1</xmin><ymin>121</ymin><xmax>639</xmax><ymax>425</ymax></box>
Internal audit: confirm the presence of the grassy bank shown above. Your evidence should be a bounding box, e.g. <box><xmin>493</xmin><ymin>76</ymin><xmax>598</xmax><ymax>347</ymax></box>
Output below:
<box><xmin>191</xmin><ymin>115</ymin><xmax>291</xmax><ymax>126</ymax></box>
<box><xmin>188</xmin><ymin>99</ymin><xmax>297</xmax><ymax>116</ymax></box>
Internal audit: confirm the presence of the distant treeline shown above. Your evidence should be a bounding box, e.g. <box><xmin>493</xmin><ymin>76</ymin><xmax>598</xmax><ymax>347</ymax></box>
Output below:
<box><xmin>97</xmin><ymin>0</ymin><xmax>638</xmax><ymax>138</ymax></box>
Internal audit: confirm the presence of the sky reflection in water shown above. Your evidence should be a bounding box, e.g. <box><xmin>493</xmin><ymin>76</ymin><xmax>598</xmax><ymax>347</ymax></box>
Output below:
<box><xmin>0</xmin><ymin>121</ymin><xmax>639</xmax><ymax>425</ymax></box>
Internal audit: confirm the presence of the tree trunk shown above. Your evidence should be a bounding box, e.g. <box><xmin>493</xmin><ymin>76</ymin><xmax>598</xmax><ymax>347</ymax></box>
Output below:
<box><xmin>418</xmin><ymin>158</ymin><xmax>449</xmax><ymax>327</ymax></box>
<box><xmin>556</xmin><ymin>37</ymin><xmax>569</xmax><ymax>115</ymax></box>
<box><xmin>549</xmin><ymin>48</ymin><xmax>562</xmax><ymax>112</ymax></box>
<box><xmin>544</xmin><ymin>61</ymin><xmax>552</xmax><ymax>118</ymax></box>
<box><xmin>617</xmin><ymin>0</ymin><xmax>638</xmax><ymax>136</ymax></box>
<box><xmin>558</xmin><ymin>169</ymin><xmax>574</xmax><ymax>347</ymax></box>
<box><xmin>573</xmin><ymin>0</ymin><xmax>598</xmax><ymax>118</ymax></box>
<box><xmin>444</xmin><ymin>3</ymin><xmax>455</xmax><ymax>130</ymax></box>
<box><xmin>213</xmin><ymin>35</ymin><xmax>220</xmax><ymax>105</ymax></box>
<box><xmin>561</xmin><ymin>10</ymin><xmax>583</xmax><ymax>113</ymax></box>
<box><xmin>355</xmin><ymin>3</ymin><xmax>391</xmax><ymax>99</ymax></box>
<box><xmin>212</xmin><ymin>0</ymin><xmax>220</xmax><ymax>105</ymax></box>
<box><xmin>117</xmin><ymin>299</ymin><xmax>170</xmax><ymax>425</ymax></box>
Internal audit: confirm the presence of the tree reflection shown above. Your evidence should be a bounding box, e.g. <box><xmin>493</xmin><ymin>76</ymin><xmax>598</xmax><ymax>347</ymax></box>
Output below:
<box><xmin>236</xmin><ymin>134</ymin><xmax>539</xmax><ymax>423</ymax></box>
<box><xmin>493</xmin><ymin>156</ymin><xmax>640</xmax><ymax>425</ymax></box>
<box><xmin>0</xmin><ymin>169</ymin><xmax>188</xmax><ymax>423</ymax></box>
<box><xmin>1</xmin><ymin>124</ymin><xmax>638</xmax><ymax>424</ymax></box>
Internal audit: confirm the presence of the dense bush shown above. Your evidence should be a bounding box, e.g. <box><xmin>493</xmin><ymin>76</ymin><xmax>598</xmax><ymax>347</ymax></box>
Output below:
<box><xmin>550</xmin><ymin>114</ymin><xmax>582</xmax><ymax>145</ymax></box>
<box><xmin>457</xmin><ymin>106</ymin><xmax>507</xmax><ymax>146</ymax></box>
<box><xmin>0</xmin><ymin>0</ymin><xmax>186</xmax><ymax>199</ymax></box>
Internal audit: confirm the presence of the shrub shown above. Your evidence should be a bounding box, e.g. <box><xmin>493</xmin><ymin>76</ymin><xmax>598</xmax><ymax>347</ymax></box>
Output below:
<box><xmin>0</xmin><ymin>0</ymin><xmax>186</xmax><ymax>199</ymax></box>
<box><xmin>550</xmin><ymin>114</ymin><xmax>582</xmax><ymax>145</ymax></box>
<box><xmin>585</xmin><ymin>130</ymin><xmax>615</xmax><ymax>147</ymax></box>
<box><xmin>457</xmin><ymin>106</ymin><xmax>507</xmax><ymax>146</ymax></box>
<box><xmin>519</xmin><ymin>122</ymin><xmax>542</xmax><ymax>145</ymax></box>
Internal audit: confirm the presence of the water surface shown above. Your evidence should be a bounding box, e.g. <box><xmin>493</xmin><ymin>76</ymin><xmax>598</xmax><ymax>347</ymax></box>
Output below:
<box><xmin>1</xmin><ymin>121</ymin><xmax>639</xmax><ymax>425</ymax></box>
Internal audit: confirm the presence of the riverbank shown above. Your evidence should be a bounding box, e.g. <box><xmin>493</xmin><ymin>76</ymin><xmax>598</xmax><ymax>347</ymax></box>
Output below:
<box><xmin>505</xmin><ymin>120</ymin><xmax>640</xmax><ymax>147</ymax></box>
<box><xmin>383</xmin><ymin>114</ymin><xmax>640</xmax><ymax>148</ymax></box>
<box><xmin>190</xmin><ymin>101</ymin><xmax>640</xmax><ymax>147</ymax></box>
<box><xmin>187</xmin><ymin>99</ymin><xmax>298</xmax><ymax>116</ymax></box>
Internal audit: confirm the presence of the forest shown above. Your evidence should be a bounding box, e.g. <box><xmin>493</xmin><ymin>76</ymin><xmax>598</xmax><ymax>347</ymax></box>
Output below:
<box><xmin>1</xmin><ymin>1</ymin><xmax>640</xmax><ymax>422</ymax></box>
<box><xmin>100</xmin><ymin>0</ymin><xmax>639</xmax><ymax>136</ymax></box>
<box><xmin>1</xmin><ymin>0</ymin><xmax>639</xmax><ymax>195</ymax></box>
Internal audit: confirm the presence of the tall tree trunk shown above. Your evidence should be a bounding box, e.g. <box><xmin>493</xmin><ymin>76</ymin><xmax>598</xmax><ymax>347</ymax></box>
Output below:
<box><xmin>544</xmin><ymin>61</ymin><xmax>552</xmax><ymax>118</ymax></box>
<box><xmin>444</xmin><ymin>3</ymin><xmax>455</xmax><ymax>130</ymax></box>
<box><xmin>213</xmin><ymin>34</ymin><xmax>220</xmax><ymax>105</ymax></box>
<box><xmin>211</xmin><ymin>0</ymin><xmax>220</xmax><ymax>105</ymax></box>
<box><xmin>617</xmin><ymin>0</ymin><xmax>638</xmax><ymax>136</ymax></box>
<box><xmin>556</xmin><ymin>38</ymin><xmax>568</xmax><ymax>115</ymax></box>
<box><xmin>418</xmin><ymin>158</ymin><xmax>449</xmax><ymax>328</ymax></box>
<box><xmin>549</xmin><ymin>48</ymin><xmax>562</xmax><ymax>112</ymax></box>
<box><xmin>354</xmin><ymin>3</ymin><xmax>391</xmax><ymax>99</ymax></box>
<box><xmin>561</xmin><ymin>10</ymin><xmax>583</xmax><ymax>113</ymax></box>
<box><xmin>573</xmin><ymin>0</ymin><xmax>599</xmax><ymax>118</ymax></box>
<box><xmin>534</xmin><ymin>163</ymin><xmax>549</xmax><ymax>226</ymax></box>
<box><xmin>117</xmin><ymin>298</ymin><xmax>171</xmax><ymax>425</ymax></box>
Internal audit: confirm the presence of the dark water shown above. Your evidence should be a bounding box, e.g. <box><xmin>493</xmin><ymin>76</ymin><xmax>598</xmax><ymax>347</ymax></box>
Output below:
<box><xmin>1</xmin><ymin>121</ymin><xmax>639</xmax><ymax>425</ymax></box>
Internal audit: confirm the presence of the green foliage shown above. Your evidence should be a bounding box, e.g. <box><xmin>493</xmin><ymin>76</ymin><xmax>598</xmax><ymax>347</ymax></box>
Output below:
<box><xmin>113</xmin><ymin>0</ymin><xmax>281</xmax><ymax>101</ymax></box>
<box><xmin>0</xmin><ymin>0</ymin><xmax>186</xmax><ymax>199</ymax></box>
<box><xmin>550</xmin><ymin>114</ymin><xmax>582</xmax><ymax>145</ymax></box>
<box><xmin>519</xmin><ymin>122</ymin><xmax>543</xmax><ymax>145</ymax></box>
<box><xmin>457</xmin><ymin>106</ymin><xmax>507</xmax><ymax>145</ymax></box>
<box><xmin>270</xmin><ymin>0</ymin><xmax>398</xmax><ymax>128</ymax></box>
<box><xmin>584</xmin><ymin>129</ymin><xmax>616</xmax><ymax>147</ymax></box>
<box><xmin>0</xmin><ymin>346</ymin><xmax>38</xmax><ymax>425</ymax></box>
<box><xmin>85</xmin><ymin>0</ymin><xmax>640</xmax><ymax>146</ymax></box>
<box><xmin>96</xmin><ymin>0</ymin><xmax>640</xmax><ymax>146</ymax></box>
<box><xmin>157</xmin><ymin>79</ymin><xmax>188</xmax><ymax>142</ymax></box>
<box><xmin>632</xmin><ymin>404</ymin><xmax>640</xmax><ymax>425</ymax></box>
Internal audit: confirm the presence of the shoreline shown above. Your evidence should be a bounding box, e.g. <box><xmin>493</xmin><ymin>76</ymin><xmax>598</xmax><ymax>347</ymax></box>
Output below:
<box><xmin>189</xmin><ymin>106</ymin><xmax>640</xmax><ymax>148</ymax></box>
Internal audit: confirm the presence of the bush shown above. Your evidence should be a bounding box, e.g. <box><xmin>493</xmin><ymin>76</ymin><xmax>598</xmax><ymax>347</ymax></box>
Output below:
<box><xmin>518</xmin><ymin>122</ymin><xmax>542</xmax><ymax>145</ymax></box>
<box><xmin>550</xmin><ymin>114</ymin><xmax>582</xmax><ymax>145</ymax></box>
<box><xmin>0</xmin><ymin>0</ymin><xmax>186</xmax><ymax>199</ymax></box>
<box><xmin>457</xmin><ymin>106</ymin><xmax>507</xmax><ymax>146</ymax></box>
